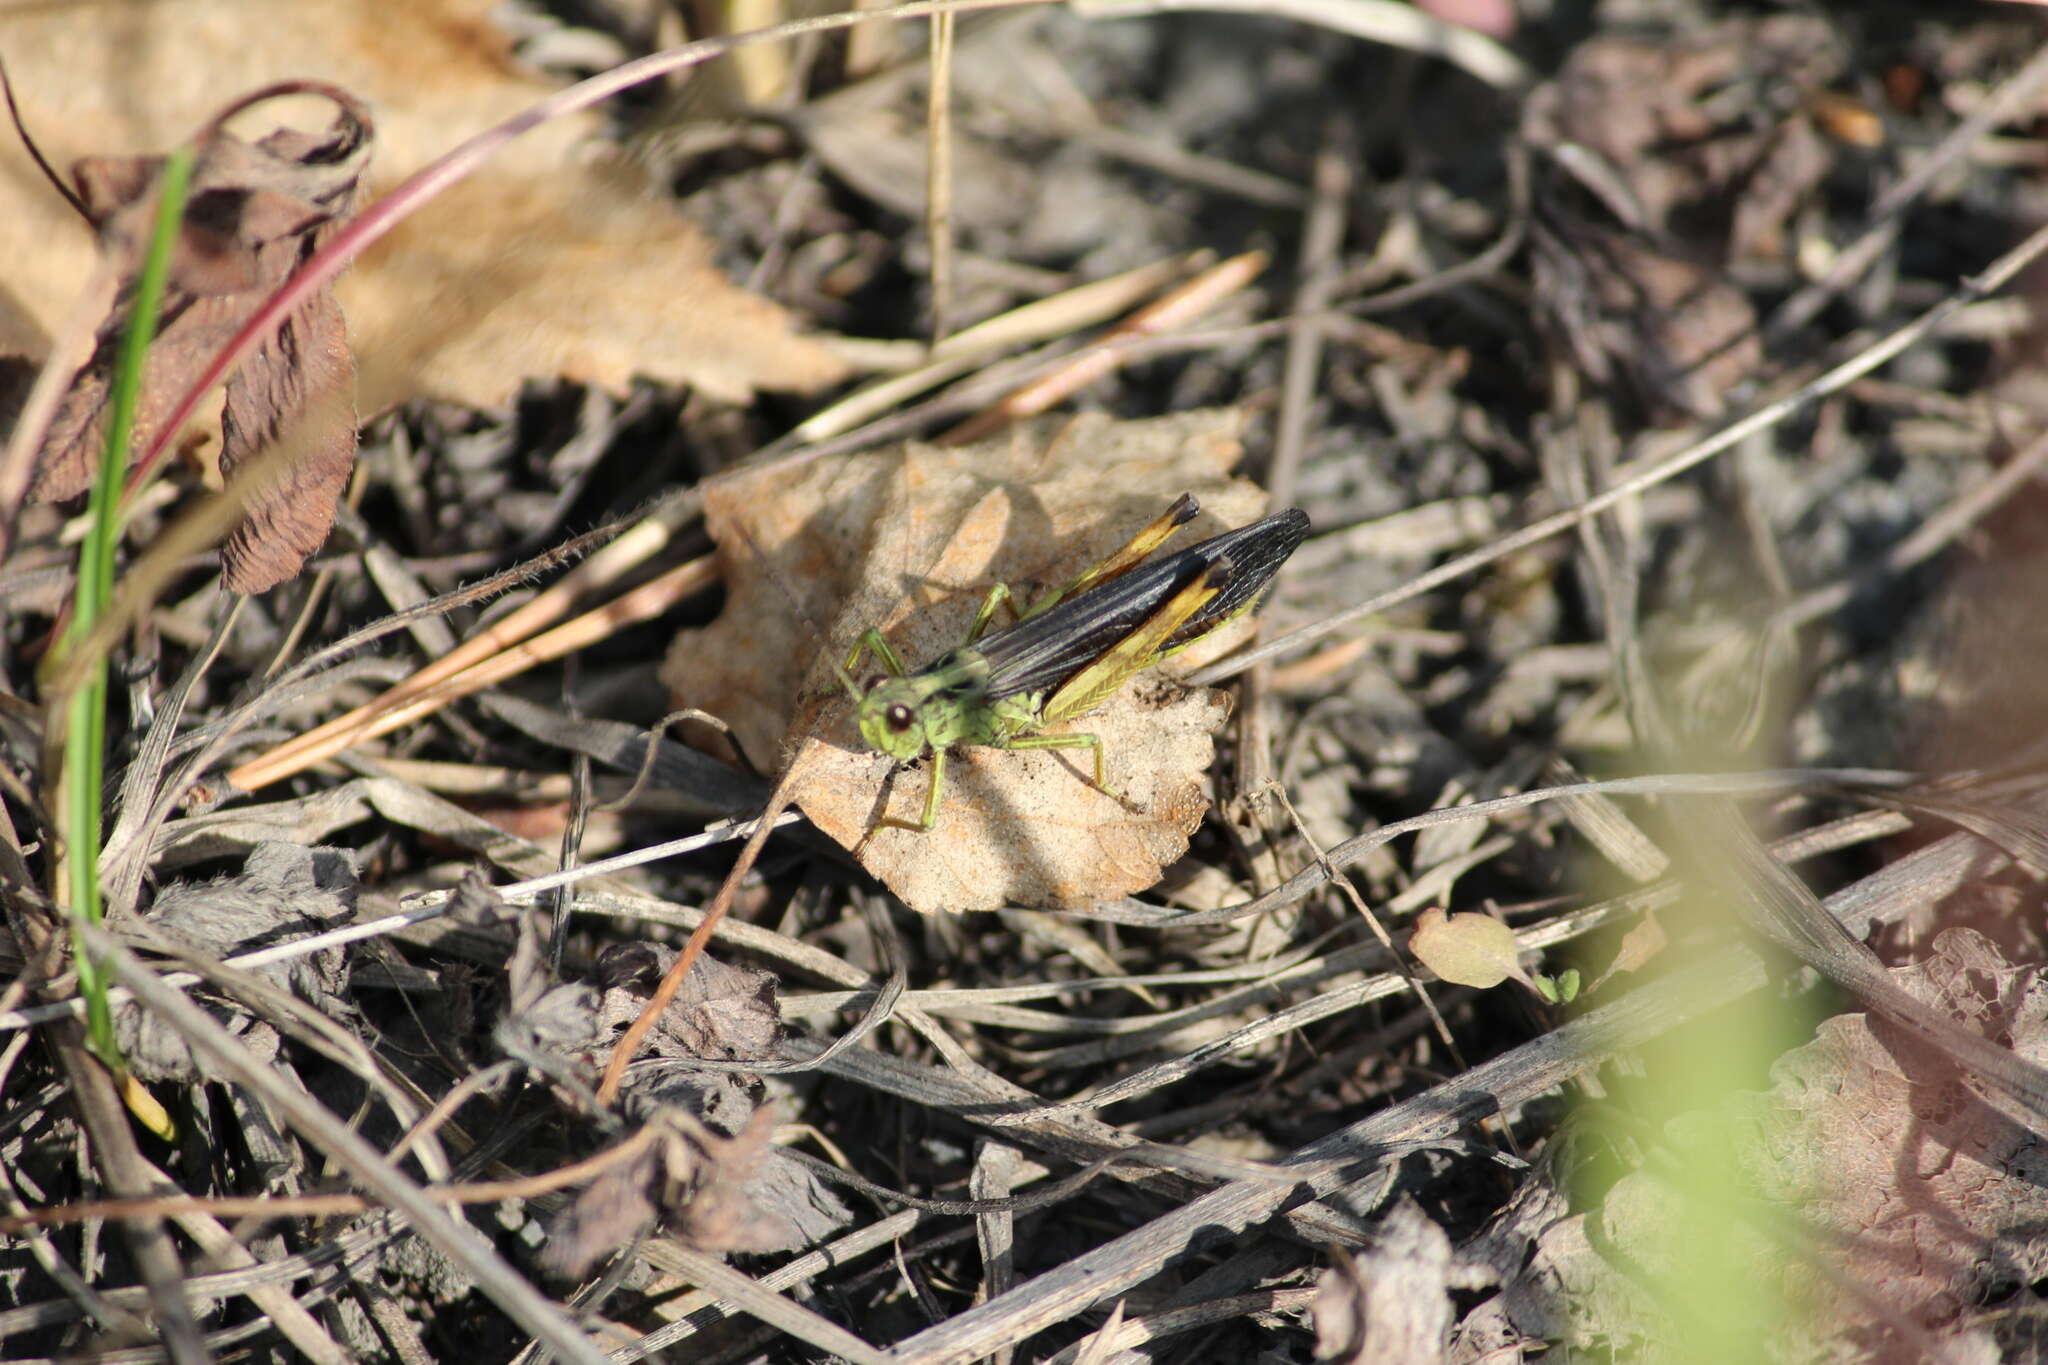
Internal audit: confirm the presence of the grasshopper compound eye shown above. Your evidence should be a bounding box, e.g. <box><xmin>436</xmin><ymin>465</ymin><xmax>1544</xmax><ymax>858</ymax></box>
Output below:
<box><xmin>886</xmin><ymin>704</ymin><xmax>915</xmax><ymax>732</ymax></box>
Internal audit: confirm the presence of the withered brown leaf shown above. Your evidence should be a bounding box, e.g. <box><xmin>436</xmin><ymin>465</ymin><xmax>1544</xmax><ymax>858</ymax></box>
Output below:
<box><xmin>662</xmin><ymin>410</ymin><xmax>1276</xmax><ymax>913</ymax></box>
<box><xmin>537</xmin><ymin>946</ymin><xmax>849</xmax><ymax>1277</ymax></box>
<box><xmin>1531</xmin><ymin>218</ymin><xmax>1761</xmax><ymax>421</ymax></box>
<box><xmin>29</xmin><ymin>94</ymin><xmax>372</xmax><ymax>592</ymax></box>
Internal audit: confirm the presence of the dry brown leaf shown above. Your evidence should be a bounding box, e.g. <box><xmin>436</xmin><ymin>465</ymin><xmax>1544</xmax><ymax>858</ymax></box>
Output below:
<box><xmin>541</xmin><ymin>1136</ymin><xmax>662</xmax><ymax>1277</ymax></box>
<box><xmin>1743</xmin><ymin>929</ymin><xmax>2048</xmax><ymax>1334</ymax></box>
<box><xmin>537</xmin><ymin>946</ymin><xmax>851</xmax><ymax>1277</ymax></box>
<box><xmin>661</xmin><ymin>410</ymin><xmax>1273</xmax><ymax>913</ymax></box>
<box><xmin>592</xmin><ymin>942</ymin><xmax>784</xmax><ymax>1066</ymax></box>
<box><xmin>115</xmin><ymin>842</ymin><xmax>355</xmax><ymax>1083</ymax></box>
<box><xmin>1520</xmin><ymin>18</ymin><xmax>1849</xmax><ymax>419</ymax></box>
<box><xmin>541</xmin><ymin>1107</ymin><xmax>816</xmax><ymax>1277</ymax></box>
<box><xmin>25</xmin><ymin>104</ymin><xmax>373</xmax><ymax>591</ymax></box>
<box><xmin>1582</xmin><ymin>909</ymin><xmax>1667</xmax><ymax>994</ymax></box>
<box><xmin>1311</xmin><ymin>1203</ymin><xmax>1470</xmax><ymax>1365</ymax></box>
<box><xmin>0</xmin><ymin>0</ymin><xmax>845</xmax><ymax>421</ymax></box>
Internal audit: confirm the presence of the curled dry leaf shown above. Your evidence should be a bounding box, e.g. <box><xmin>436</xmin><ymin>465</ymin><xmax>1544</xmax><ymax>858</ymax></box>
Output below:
<box><xmin>1520</xmin><ymin>18</ymin><xmax>1848</xmax><ymax>419</ymax></box>
<box><xmin>661</xmin><ymin>410</ymin><xmax>1272</xmax><ymax>913</ymax></box>
<box><xmin>583</xmin><ymin>943</ymin><xmax>785</xmax><ymax>1140</ymax></box>
<box><xmin>542</xmin><ymin>1106</ymin><xmax>836</xmax><ymax>1278</ymax></box>
<box><xmin>541</xmin><ymin>1130</ymin><xmax>663</xmax><ymax>1277</ymax></box>
<box><xmin>1530</xmin><ymin>217</ymin><xmax>1760</xmax><ymax>421</ymax></box>
<box><xmin>530</xmin><ymin>944</ymin><xmax>851</xmax><ymax>1276</ymax></box>
<box><xmin>591</xmin><ymin>941</ymin><xmax>785</xmax><ymax>1067</ymax></box>
<box><xmin>115</xmin><ymin>842</ymin><xmax>356</xmax><ymax>1082</ymax></box>
<box><xmin>1520</xmin><ymin>17</ymin><xmax>1843</xmax><ymax>254</ymax></box>
<box><xmin>30</xmin><ymin>98</ymin><xmax>372</xmax><ymax>591</ymax></box>
<box><xmin>1312</xmin><ymin>1203</ymin><xmax>1467</xmax><ymax>1365</ymax></box>
<box><xmin>493</xmin><ymin>880</ymin><xmax>606</xmax><ymax>1075</ymax></box>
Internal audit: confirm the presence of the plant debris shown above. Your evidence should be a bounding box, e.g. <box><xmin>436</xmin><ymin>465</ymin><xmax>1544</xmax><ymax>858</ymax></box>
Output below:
<box><xmin>6</xmin><ymin>2</ymin><xmax>2048</xmax><ymax>1361</ymax></box>
<box><xmin>27</xmin><ymin>93</ymin><xmax>372</xmax><ymax>590</ymax></box>
<box><xmin>0</xmin><ymin>0</ymin><xmax>847</xmax><ymax>421</ymax></box>
<box><xmin>113</xmin><ymin>841</ymin><xmax>355</xmax><ymax>1082</ymax></box>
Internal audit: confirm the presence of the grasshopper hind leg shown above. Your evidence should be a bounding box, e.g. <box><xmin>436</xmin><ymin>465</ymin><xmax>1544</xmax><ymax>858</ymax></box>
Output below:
<box><xmin>1001</xmin><ymin>730</ymin><xmax>1118</xmax><ymax>801</ymax></box>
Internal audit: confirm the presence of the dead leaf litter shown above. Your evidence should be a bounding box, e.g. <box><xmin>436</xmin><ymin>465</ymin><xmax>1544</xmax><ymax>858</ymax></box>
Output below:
<box><xmin>4</xmin><ymin>3</ymin><xmax>2048</xmax><ymax>1362</ymax></box>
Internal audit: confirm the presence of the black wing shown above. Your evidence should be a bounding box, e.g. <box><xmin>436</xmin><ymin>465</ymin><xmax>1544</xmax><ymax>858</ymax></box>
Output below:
<box><xmin>970</xmin><ymin>507</ymin><xmax>1309</xmax><ymax>703</ymax></box>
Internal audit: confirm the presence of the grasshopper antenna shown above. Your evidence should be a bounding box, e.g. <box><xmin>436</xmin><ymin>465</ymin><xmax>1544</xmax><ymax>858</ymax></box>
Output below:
<box><xmin>726</xmin><ymin>516</ymin><xmax>866</xmax><ymax>703</ymax></box>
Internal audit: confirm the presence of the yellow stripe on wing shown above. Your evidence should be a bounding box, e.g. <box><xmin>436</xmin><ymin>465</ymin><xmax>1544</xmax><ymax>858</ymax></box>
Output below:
<box><xmin>1039</xmin><ymin>557</ymin><xmax>1226</xmax><ymax>725</ymax></box>
<box><xmin>1018</xmin><ymin>493</ymin><xmax>1199</xmax><ymax>622</ymax></box>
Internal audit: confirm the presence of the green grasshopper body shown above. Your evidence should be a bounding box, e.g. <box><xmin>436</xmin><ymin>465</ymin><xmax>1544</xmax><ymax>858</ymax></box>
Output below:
<box><xmin>842</xmin><ymin>495</ymin><xmax>1310</xmax><ymax>831</ymax></box>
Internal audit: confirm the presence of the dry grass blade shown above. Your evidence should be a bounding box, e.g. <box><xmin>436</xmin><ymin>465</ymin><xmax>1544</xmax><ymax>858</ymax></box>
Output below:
<box><xmin>786</xmin><ymin>252</ymin><xmax>1203</xmax><ymax>444</ymax></box>
<box><xmin>884</xmin><ymin>944</ymin><xmax>1771</xmax><ymax>1365</ymax></box>
<box><xmin>652</xmin><ymin>1243</ymin><xmax>891</xmax><ymax>1364</ymax></box>
<box><xmin>12</xmin><ymin>6</ymin><xmax>2048</xmax><ymax>1359</ymax></box>
<box><xmin>228</xmin><ymin>552</ymin><xmax>717</xmax><ymax>791</ymax></box>
<box><xmin>1069</xmin><ymin>0</ymin><xmax>1530</xmax><ymax>88</ymax></box>
<box><xmin>925</xmin><ymin>4</ymin><xmax>958</xmax><ymax>343</ymax></box>
<box><xmin>935</xmin><ymin>251</ymin><xmax>1268</xmax><ymax>445</ymax></box>
<box><xmin>1048</xmin><ymin>1291</ymin><xmax>1319</xmax><ymax>1365</ymax></box>
<box><xmin>77</xmin><ymin>923</ymin><xmax>614</xmax><ymax>1365</ymax></box>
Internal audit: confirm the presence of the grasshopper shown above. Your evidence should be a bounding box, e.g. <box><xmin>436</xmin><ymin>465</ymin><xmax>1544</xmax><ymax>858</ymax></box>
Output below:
<box><xmin>838</xmin><ymin>494</ymin><xmax>1310</xmax><ymax>831</ymax></box>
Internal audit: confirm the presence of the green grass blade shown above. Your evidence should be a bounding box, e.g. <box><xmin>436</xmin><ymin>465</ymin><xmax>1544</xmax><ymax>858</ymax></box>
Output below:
<box><xmin>58</xmin><ymin>144</ymin><xmax>196</xmax><ymax>1070</ymax></box>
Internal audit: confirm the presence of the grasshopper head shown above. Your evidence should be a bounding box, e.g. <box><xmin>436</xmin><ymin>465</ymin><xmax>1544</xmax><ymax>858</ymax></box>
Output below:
<box><xmin>857</xmin><ymin>676</ymin><xmax>932</xmax><ymax>761</ymax></box>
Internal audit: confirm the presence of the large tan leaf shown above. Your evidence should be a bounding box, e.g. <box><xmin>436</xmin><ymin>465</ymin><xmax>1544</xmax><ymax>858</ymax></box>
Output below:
<box><xmin>0</xmin><ymin>0</ymin><xmax>846</xmax><ymax>416</ymax></box>
<box><xmin>661</xmin><ymin>409</ymin><xmax>1279</xmax><ymax>914</ymax></box>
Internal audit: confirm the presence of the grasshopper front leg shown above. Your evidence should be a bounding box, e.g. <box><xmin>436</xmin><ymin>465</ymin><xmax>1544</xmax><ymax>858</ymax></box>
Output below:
<box><xmin>850</xmin><ymin>586</ymin><xmax>1019</xmax><ymax>672</ymax></box>
<box><xmin>966</xmin><ymin>582</ymin><xmax>1021</xmax><ymax>643</ymax></box>
<box><xmin>845</xmin><ymin>627</ymin><xmax>911</xmax><ymax>680</ymax></box>
<box><xmin>871</xmin><ymin>746</ymin><xmax>950</xmax><ymax>834</ymax></box>
<box><xmin>888</xmin><ymin>731</ymin><xmax>1115</xmax><ymax>838</ymax></box>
